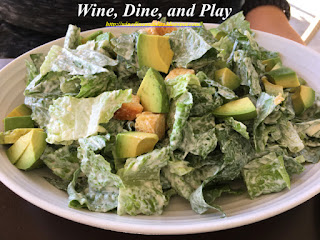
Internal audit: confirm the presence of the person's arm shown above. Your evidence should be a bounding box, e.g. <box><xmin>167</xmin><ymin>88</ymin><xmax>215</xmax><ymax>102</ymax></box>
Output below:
<box><xmin>245</xmin><ymin>5</ymin><xmax>305</xmax><ymax>45</ymax></box>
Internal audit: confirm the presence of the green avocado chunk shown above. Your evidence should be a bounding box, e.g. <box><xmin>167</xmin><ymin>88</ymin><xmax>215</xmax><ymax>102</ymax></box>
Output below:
<box><xmin>262</xmin><ymin>57</ymin><xmax>282</xmax><ymax>72</ymax></box>
<box><xmin>271</xmin><ymin>62</ymin><xmax>282</xmax><ymax>71</ymax></box>
<box><xmin>266</xmin><ymin>67</ymin><xmax>300</xmax><ymax>88</ymax></box>
<box><xmin>137</xmin><ymin>34</ymin><xmax>174</xmax><ymax>73</ymax></box>
<box><xmin>214</xmin><ymin>67</ymin><xmax>240</xmax><ymax>90</ymax></box>
<box><xmin>0</xmin><ymin>128</ymin><xmax>44</xmax><ymax>144</ymax></box>
<box><xmin>115</xmin><ymin>131</ymin><xmax>159</xmax><ymax>158</ymax></box>
<box><xmin>137</xmin><ymin>68</ymin><xmax>170</xmax><ymax>113</ymax></box>
<box><xmin>6</xmin><ymin>130</ymin><xmax>34</xmax><ymax>164</ymax></box>
<box><xmin>262</xmin><ymin>77</ymin><xmax>283</xmax><ymax>96</ymax></box>
<box><xmin>210</xmin><ymin>28</ymin><xmax>227</xmax><ymax>40</ymax></box>
<box><xmin>305</xmin><ymin>123</ymin><xmax>320</xmax><ymax>136</ymax></box>
<box><xmin>4</xmin><ymin>116</ymin><xmax>34</xmax><ymax>132</ymax></box>
<box><xmin>213</xmin><ymin>97</ymin><xmax>257</xmax><ymax>121</ymax></box>
<box><xmin>6</xmin><ymin>104</ymin><xmax>32</xmax><ymax>118</ymax></box>
<box><xmin>15</xmin><ymin>130</ymin><xmax>47</xmax><ymax>170</ymax></box>
<box><xmin>292</xmin><ymin>85</ymin><xmax>315</xmax><ymax>115</ymax></box>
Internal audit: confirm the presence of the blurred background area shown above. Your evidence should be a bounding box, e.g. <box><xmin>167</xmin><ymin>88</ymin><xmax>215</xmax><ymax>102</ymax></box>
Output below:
<box><xmin>0</xmin><ymin>0</ymin><xmax>319</xmax><ymax>68</ymax></box>
<box><xmin>288</xmin><ymin>0</ymin><xmax>320</xmax><ymax>52</ymax></box>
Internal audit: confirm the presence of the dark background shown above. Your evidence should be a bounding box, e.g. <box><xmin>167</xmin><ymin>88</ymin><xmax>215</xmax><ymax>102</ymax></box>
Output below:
<box><xmin>0</xmin><ymin>181</ymin><xmax>319</xmax><ymax>240</ymax></box>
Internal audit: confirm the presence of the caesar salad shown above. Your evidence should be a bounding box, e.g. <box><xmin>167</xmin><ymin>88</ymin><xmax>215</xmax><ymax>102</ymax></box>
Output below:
<box><xmin>1</xmin><ymin>12</ymin><xmax>320</xmax><ymax>216</ymax></box>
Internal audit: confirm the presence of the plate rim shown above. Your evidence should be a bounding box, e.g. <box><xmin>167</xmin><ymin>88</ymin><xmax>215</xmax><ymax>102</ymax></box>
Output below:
<box><xmin>0</xmin><ymin>23</ymin><xmax>320</xmax><ymax>235</ymax></box>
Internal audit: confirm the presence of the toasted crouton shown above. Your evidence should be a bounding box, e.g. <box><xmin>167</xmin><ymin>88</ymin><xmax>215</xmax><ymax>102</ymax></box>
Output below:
<box><xmin>165</xmin><ymin>68</ymin><xmax>195</xmax><ymax>81</ymax></box>
<box><xmin>143</xmin><ymin>21</ymin><xmax>177</xmax><ymax>36</ymax></box>
<box><xmin>135</xmin><ymin>111</ymin><xmax>166</xmax><ymax>139</ymax></box>
<box><xmin>114</xmin><ymin>95</ymin><xmax>143</xmax><ymax>121</ymax></box>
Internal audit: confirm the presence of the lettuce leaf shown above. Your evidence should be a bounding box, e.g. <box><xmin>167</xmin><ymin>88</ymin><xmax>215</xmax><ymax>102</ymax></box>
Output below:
<box><xmin>111</xmin><ymin>33</ymin><xmax>137</xmax><ymax>61</ymax></box>
<box><xmin>167</xmin><ymin>27</ymin><xmax>215</xmax><ymax>68</ymax></box>
<box><xmin>25</xmin><ymin>53</ymin><xmax>45</xmax><ymax>85</ymax></box>
<box><xmin>179</xmin><ymin>114</ymin><xmax>217</xmax><ymax>159</ymax></box>
<box><xmin>168</xmin><ymin>92</ymin><xmax>193</xmax><ymax>151</ymax></box>
<box><xmin>25</xmin><ymin>72</ymin><xmax>71</xmax><ymax>98</ymax></box>
<box><xmin>214</xmin><ymin>124</ymin><xmax>254</xmax><ymax>181</ymax></box>
<box><xmin>117</xmin><ymin>147</ymin><xmax>169</xmax><ymax>215</ymax></box>
<box><xmin>163</xmin><ymin>162</ymin><xmax>221</xmax><ymax>200</ymax></box>
<box><xmin>294</xmin><ymin>119</ymin><xmax>320</xmax><ymax>147</ymax></box>
<box><xmin>64</xmin><ymin>24</ymin><xmax>81</xmax><ymax>49</ymax></box>
<box><xmin>41</xmin><ymin>145</ymin><xmax>80</xmax><ymax>181</ymax></box>
<box><xmin>217</xmin><ymin>12</ymin><xmax>251</xmax><ymax>35</ymax></box>
<box><xmin>24</xmin><ymin>96</ymin><xmax>53</xmax><ymax>129</ymax></box>
<box><xmin>283</xmin><ymin>155</ymin><xmax>305</xmax><ymax>176</ymax></box>
<box><xmin>233</xmin><ymin>50</ymin><xmax>261</xmax><ymax>96</ymax></box>
<box><xmin>242</xmin><ymin>152</ymin><xmax>290</xmax><ymax>199</ymax></box>
<box><xmin>188</xmin><ymin>86</ymin><xmax>223</xmax><ymax>117</ymax></box>
<box><xmin>50</xmin><ymin>48</ymin><xmax>112</xmax><ymax>75</ymax></box>
<box><xmin>68</xmin><ymin>135</ymin><xmax>123</xmax><ymax>212</ymax></box>
<box><xmin>253</xmin><ymin>93</ymin><xmax>278</xmax><ymax>151</ymax></box>
<box><xmin>167</xmin><ymin>153</ymin><xmax>194</xmax><ymax>176</ymax></box>
<box><xmin>277</xmin><ymin>118</ymin><xmax>304</xmax><ymax>153</ymax></box>
<box><xmin>190</xmin><ymin>183</ymin><xmax>240</xmax><ymax>215</ymax></box>
<box><xmin>165</xmin><ymin>74</ymin><xmax>200</xmax><ymax>100</ymax></box>
<box><xmin>76</xmin><ymin>72</ymin><xmax>118</xmax><ymax>98</ymax></box>
<box><xmin>46</xmin><ymin>89</ymin><xmax>132</xmax><ymax>144</ymax></box>
<box><xmin>297</xmin><ymin>146</ymin><xmax>320</xmax><ymax>163</ymax></box>
<box><xmin>225</xmin><ymin>117</ymin><xmax>250</xmax><ymax>139</ymax></box>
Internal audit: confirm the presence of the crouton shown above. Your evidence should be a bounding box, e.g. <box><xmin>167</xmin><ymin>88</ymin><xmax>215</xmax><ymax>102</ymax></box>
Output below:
<box><xmin>135</xmin><ymin>111</ymin><xmax>166</xmax><ymax>139</ymax></box>
<box><xmin>114</xmin><ymin>95</ymin><xmax>143</xmax><ymax>121</ymax></box>
<box><xmin>165</xmin><ymin>68</ymin><xmax>195</xmax><ymax>81</ymax></box>
<box><xmin>143</xmin><ymin>21</ymin><xmax>177</xmax><ymax>36</ymax></box>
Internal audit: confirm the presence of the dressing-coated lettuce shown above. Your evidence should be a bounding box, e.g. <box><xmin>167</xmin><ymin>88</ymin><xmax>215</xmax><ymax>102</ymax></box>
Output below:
<box><xmin>68</xmin><ymin>135</ymin><xmax>123</xmax><ymax>212</ymax></box>
<box><xmin>117</xmin><ymin>147</ymin><xmax>169</xmax><ymax>215</ymax></box>
<box><xmin>46</xmin><ymin>89</ymin><xmax>132</xmax><ymax>144</ymax></box>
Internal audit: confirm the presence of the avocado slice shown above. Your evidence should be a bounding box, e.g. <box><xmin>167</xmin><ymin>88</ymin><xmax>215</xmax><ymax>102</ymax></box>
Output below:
<box><xmin>115</xmin><ymin>132</ymin><xmax>159</xmax><ymax>158</ymax></box>
<box><xmin>6</xmin><ymin>104</ymin><xmax>32</xmax><ymax>118</ymax></box>
<box><xmin>214</xmin><ymin>67</ymin><xmax>240</xmax><ymax>90</ymax></box>
<box><xmin>213</xmin><ymin>97</ymin><xmax>257</xmax><ymax>121</ymax></box>
<box><xmin>4</xmin><ymin>116</ymin><xmax>34</xmax><ymax>132</ymax></box>
<box><xmin>292</xmin><ymin>85</ymin><xmax>315</xmax><ymax>115</ymax></box>
<box><xmin>262</xmin><ymin>77</ymin><xmax>283</xmax><ymax>96</ymax></box>
<box><xmin>137</xmin><ymin>34</ymin><xmax>174</xmax><ymax>73</ymax></box>
<box><xmin>6</xmin><ymin>130</ymin><xmax>34</xmax><ymax>164</ymax></box>
<box><xmin>210</xmin><ymin>28</ymin><xmax>227</xmax><ymax>40</ymax></box>
<box><xmin>0</xmin><ymin>128</ymin><xmax>44</xmax><ymax>144</ymax></box>
<box><xmin>15</xmin><ymin>130</ymin><xmax>47</xmax><ymax>170</ymax></box>
<box><xmin>262</xmin><ymin>57</ymin><xmax>282</xmax><ymax>72</ymax></box>
<box><xmin>305</xmin><ymin>123</ymin><xmax>320</xmax><ymax>137</ymax></box>
<box><xmin>266</xmin><ymin>67</ymin><xmax>300</xmax><ymax>88</ymax></box>
<box><xmin>137</xmin><ymin>68</ymin><xmax>170</xmax><ymax>113</ymax></box>
<box><xmin>271</xmin><ymin>62</ymin><xmax>282</xmax><ymax>71</ymax></box>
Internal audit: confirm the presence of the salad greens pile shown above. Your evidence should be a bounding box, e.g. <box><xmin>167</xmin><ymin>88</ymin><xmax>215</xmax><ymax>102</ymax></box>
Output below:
<box><xmin>20</xmin><ymin>12</ymin><xmax>319</xmax><ymax>216</ymax></box>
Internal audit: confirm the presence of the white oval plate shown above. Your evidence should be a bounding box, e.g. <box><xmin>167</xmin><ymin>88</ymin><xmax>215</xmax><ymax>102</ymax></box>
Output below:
<box><xmin>0</xmin><ymin>24</ymin><xmax>320</xmax><ymax>235</ymax></box>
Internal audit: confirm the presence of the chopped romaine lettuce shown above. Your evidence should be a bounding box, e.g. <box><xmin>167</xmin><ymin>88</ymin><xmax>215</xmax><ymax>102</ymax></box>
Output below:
<box><xmin>167</xmin><ymin>27</ymin><xmax>215</xmax><ymax>68</ymax></box>
<box><xmin>68</xmin><ymin>135</ymin><xmax>123</xmax><ymax>212</ymax></box>
<box><xmin>14</xmin><ymin>13</ymin><xmax>320</xmax><ymax>217</ymax></box>
<box><xmin>117</xmin><ymin>147</ymin><xmax>169</xmax><ymax>215</ymax></box>
<box><xmin>242</xmin><ymin>152</ymin><xmax>290</xmax><ymax>199</ymax></box>
<box><xmin>41</xmin><ymin>145</ymin><xmax>79</xmax><ymax>181</ymax></box>
<box><xmin>64</xmin><ymin>24</ymin><xmax>81</xmax><ymax>49</ymax></box>
<box><xmin>46</xmin><ymin>89</ymin><xmax>132</xmax><ymax>144</ymax></box>
<box><xmin>168</xmin><ymin>92</ymin><xmax>193</xmax><ymax>151</ymax></box>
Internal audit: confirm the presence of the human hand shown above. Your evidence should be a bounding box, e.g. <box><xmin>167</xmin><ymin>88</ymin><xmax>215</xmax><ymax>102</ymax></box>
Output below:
<box><xmin>246</xmin><ymin>5</ymin><xmax>305</xmax><ymax>45</ymax></box>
